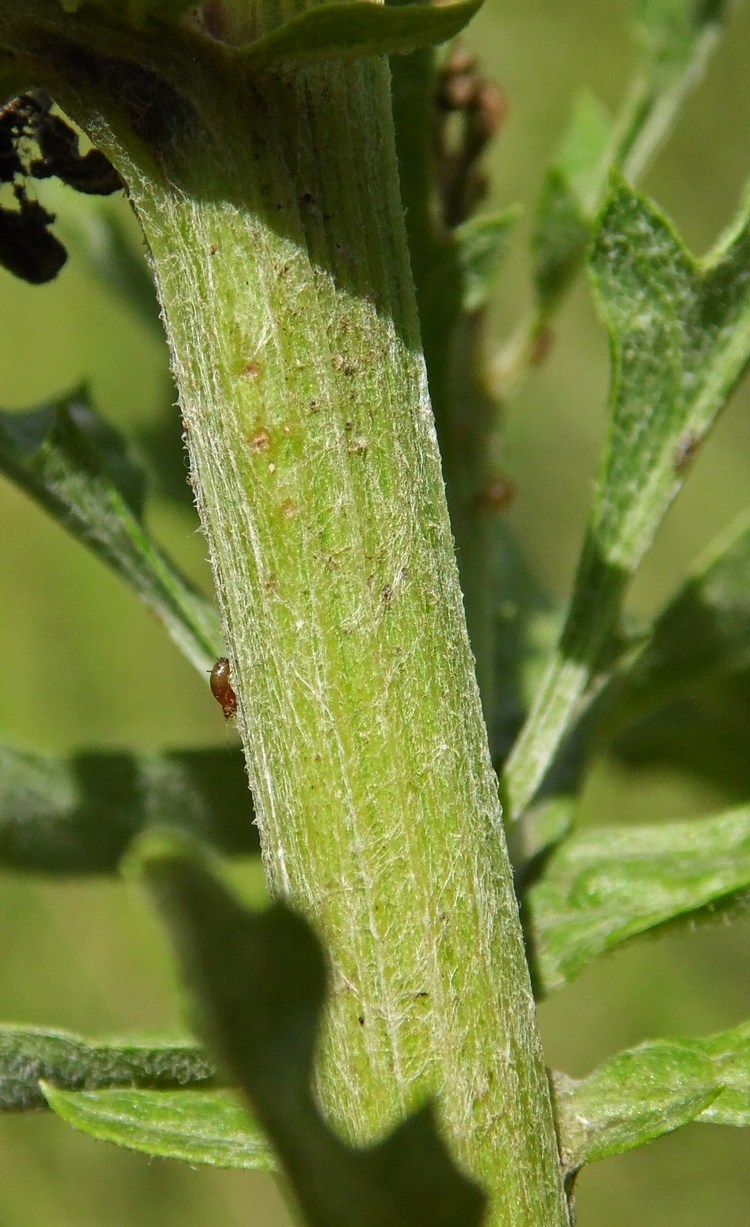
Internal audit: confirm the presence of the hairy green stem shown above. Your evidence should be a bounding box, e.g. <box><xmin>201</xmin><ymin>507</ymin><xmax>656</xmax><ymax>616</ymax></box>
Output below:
<box><xmin>7</xmin><ymin>12</ymin><xmax>569</xmax><ymax>1222</ymax></box>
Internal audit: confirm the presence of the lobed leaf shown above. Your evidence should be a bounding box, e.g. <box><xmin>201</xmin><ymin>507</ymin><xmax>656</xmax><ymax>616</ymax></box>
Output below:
<box><xmin>43</xmin><ymin>1085</ymin><xmax>273</xmax><ymax>1169</ymax></box>
<box><xmin>0</xmin><ymin>1024</ymin><xmax>213</xmax><ymax>1111</ymax></box>
<box><xmin>501</xmin><ymin>171</ymin><xmax>750</xmax><ymax>822</ymax></box>
<box><xmin>134</xmin><ymin>833</ymin><xmax>486</xmax><ymax>1227</ymax></box>
<box><xmin>587</xmin><ymin>172</ymin><xmax>750</xmax><ymax>572</ymax></box>
<box><xmin>0</xmin><ymin>743</ymin><xmax>257</xmax><ymax>874</ymax></box>
<box><xmin>526</xmin><ymin>806</ymin><xmax>750</xmax><ymax>996</ymax></box>
<box><xmin>553</xmin><ymin>1019</ymin><xmax>750</xmax><ymax>1172</ymax></box>
<box><xmin>0</xmin><ymin>396</ymin><xmax>221</xmax><ymax>674</ymax></box>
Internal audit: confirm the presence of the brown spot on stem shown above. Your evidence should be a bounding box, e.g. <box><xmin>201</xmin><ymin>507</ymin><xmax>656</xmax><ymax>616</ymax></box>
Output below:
<box><xmin>250</xmin><ymin>429</ymin><xmax>271</xmax><ymax>452</ymax></box>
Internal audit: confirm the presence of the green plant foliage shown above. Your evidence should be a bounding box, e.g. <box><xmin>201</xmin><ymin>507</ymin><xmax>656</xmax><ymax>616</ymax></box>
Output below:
<box><xmin>502</xmin><ymin>170</ymin><xmax>750</xmax><ymax>822</ymax></box>
<box><xmin>616</xmin><ymin>511</ymin><xmax>750</xmax><ymax>714</ymax></box>
<box><xmin>553</xmin><ymin>1020</ymin><xmax>750</xmax><ymax>1172</ymax></box>
<box><xmin>533</xmin><ymin>0</ymin><xmax>733</xmax><ymax>320</ymax></box>
<box><xmin>231</xmin><ymin>0</ymin><xmax>482</xmax><ymax>72</ymax></box>
<box><xmin>587</xmin><ymin>173</ymin><xmax>750</xmax><ymax>575</ymax></box>
<box><xmin>524</xmin><ymin>512</ymin><xmax>750</xmax><ymax>828</ymax></box>
<box><xmin>533</xmin><ymin>94</ymin><xmax>612</xmax><ymax>315</ymax></box>
<box><xmin>43</xmin><ymin>1085</ymin><xmax>273</xmax><ymax>1169</ymax></box>
<box><xmin>57</xmin><ymin>0</ymin><xmax>480</xmax><ymax>59</ymax></box>
<box><xmin>526</xmin><ymin>806</ymin><xmax>750</xmax><ymax>996</ymax></box>
<box><xmin>3</xmin><ymin>1</ymin><xmax>750</xmax><ymax>1221</ymax></box>
<box><xmin>596</xmin><ymin>511</ymin><xmax>750</xmax><ymax>793</ymax></box>
<box><xmin>0</xmin><ymin>1025</ymin><xmax>212</xmax><ymax>1110</ymax></box>
<box><xmin>135</xmin><ymin>833</ymin><xmax>486</xmax><ymax>1227</ymax></box>
<box><xmin>635</xmin><ymin>0</ymin><xmax>734</xmax><ymax>80</ymax></box>
<box><xmin>0</xmin><ymin>397</ymin><xmax>220</xmax><ymax>674</ymax></box>
<box><xmin>0</xmin><ymin>744</ymin><xmax>256</xmax><ymax>874</ymax></box>
<box><xmin>450</xmin><ymin>210</ymin><xmax>519</xmax><ymax>313</ymax></box>
<box><xmin>619</xmin><ymin>0</ymin><xmax>734</xmax><ymax>178</ymax></box>
<box><xmin>612</xmin><ymin>680</ymin><xmax>750</xmax><ymax>798</ymax></box>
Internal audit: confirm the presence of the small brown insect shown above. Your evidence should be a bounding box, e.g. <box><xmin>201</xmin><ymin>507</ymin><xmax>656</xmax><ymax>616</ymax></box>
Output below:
<box><xmin>210</xmin><ymin>657</ymin><xmax>237</xmax><ymax>720</ymax></box>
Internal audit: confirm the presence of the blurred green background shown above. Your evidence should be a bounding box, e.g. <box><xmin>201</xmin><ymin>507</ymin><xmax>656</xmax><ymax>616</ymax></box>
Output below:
<box><xmin>1</xmin><ymin>1</ymin><xmax>750</xmax><ymax>1223</ymax></box>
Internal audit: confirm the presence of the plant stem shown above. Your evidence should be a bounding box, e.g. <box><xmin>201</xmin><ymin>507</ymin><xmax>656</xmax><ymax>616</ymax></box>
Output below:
<box><xmin>22</xmin><ymin>28</ymin><xmax>568</xmax><ymax>1226</ymax></box>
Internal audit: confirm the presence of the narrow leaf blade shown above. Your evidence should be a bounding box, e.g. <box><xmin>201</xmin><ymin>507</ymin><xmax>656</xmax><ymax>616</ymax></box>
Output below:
<box><xmin>554</xmin><ymin>1019</ymin><xmax>750</xmax><ymax>1172</ymax></box>
<box><xmin>600</xmin><ymin>512</ymin><xmax>750</xmax><ymax>792</ymax></box>
<box><xmin>618</xmin><ymin>0</ymin><xmax>733</xmax><ymax>179</ymax></box>
<box><xmin>532</xmin><ymin>0</ymin><xmax>733</xmax><ymax>328</ymax></box>
<box><xmin>235</xmin><ymin>0</ymin><xmax>482</xmax><ymax>73</ymax></box>
<box><xmin>618</xmin><ymin>511</ymin><xmax>750</xmax><ymax>714</ymax></box>
<box><xmin>526</xmin><ymin>806</ymin><xmax>750</xmax><ymax>995</ymax></box>
<box><xmin>43</xmin><ymin>1085</ymin><xmax>273</xmax><ymax>1169</ymax></box>
<box><xmin>634</xmin><ymin>0</ymin><xmax>733</xmax><ymax>80</ymax></box>
<box><xmin>0</xmin><ymin>1024</ymin><xmax>213</xmax><ymax>1111</ymax></box>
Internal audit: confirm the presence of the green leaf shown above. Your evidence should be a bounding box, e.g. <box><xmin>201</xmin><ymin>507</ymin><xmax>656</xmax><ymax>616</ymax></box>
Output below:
<box><xmin>595</xmin><ymin>512</ymin><xmax>750</xmax><ymax>794</ymax></box>
<box><xmin>232</xmin><ymin>0</ymin><xmax>482</xmax><ymax>73</ymax></box>
<box><xmin>0</xmin><ymin>396</ymin><xmax>221</xmax><ymax>674</ymax></box>
<box><xmin>60</xmin><ymin>0</ymin><xmax>479</xmax><ymax>57</ymax></box>
<box><xmin>532</xmin><ymin>1</ymin><xmax>733</xmax><ymax>316</ymax></box>
<box><xmin>635</xmin><ymin>0</ymin><xmax>733</xmax><ymax>81</ymax></box>
<box><xmin>588</xmin><ymin>173</ymin><xmax>750</xmax><ymax>571</ymax></box>
<box><xmin>0</xmin><ymin>743</ymin><xmax>257</xmax><ymax>874</ymax></box>
<box><xmin>533</xmin><ymin>170</ymin><xmax>597</xmax><ymax>318</ymax></box>
<box><xmin>617</xmin><ymin>511</ymin><xmax>750</xmax><ymax>715</ymax></box>
<box><xmin>453</xmin><ymin>209</ymin><xmax>519</xmax><ymax>313</ymax></box>
<box><xmin>533</xmin><ymin>93</ymin><xmax>612</xmax><ymax>314</ymax></box>
<box><xmin>526</xmin><ymin>806</ymin><xmax>750</xmax><ymax>996</ymax></box>
<box><xmin>533</xmin><ymin>512</ymin><xmax>750</xmax><ymax>816</ymax></box>
<box><xmin>616</xmin><ymin>0</ymin><xmax>733</xmax><ymax>180</ymax></box>
<box><xmin>43</xmin><ymin>1085</ymin><xmax>274</xmax><ymax>1169</ymax></box>
<box><xmin>0</xmin><ymin>1025</ymin><xmax>213</xmax><ymax>1111</ymax></box>
<box><xmin>134</xmin><ymin>833</ymin><xmax>486</xmax><ymax>1227</ymax></box>
<box><xmin>553</xmin><ymin>1019</ymin><xmax>750</xmax><ymax>1172</ymax></box>
<box><xmin>501</xmin><ymin>171</ymin><xmax>750</xmax><ymax>822</ymax></box>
